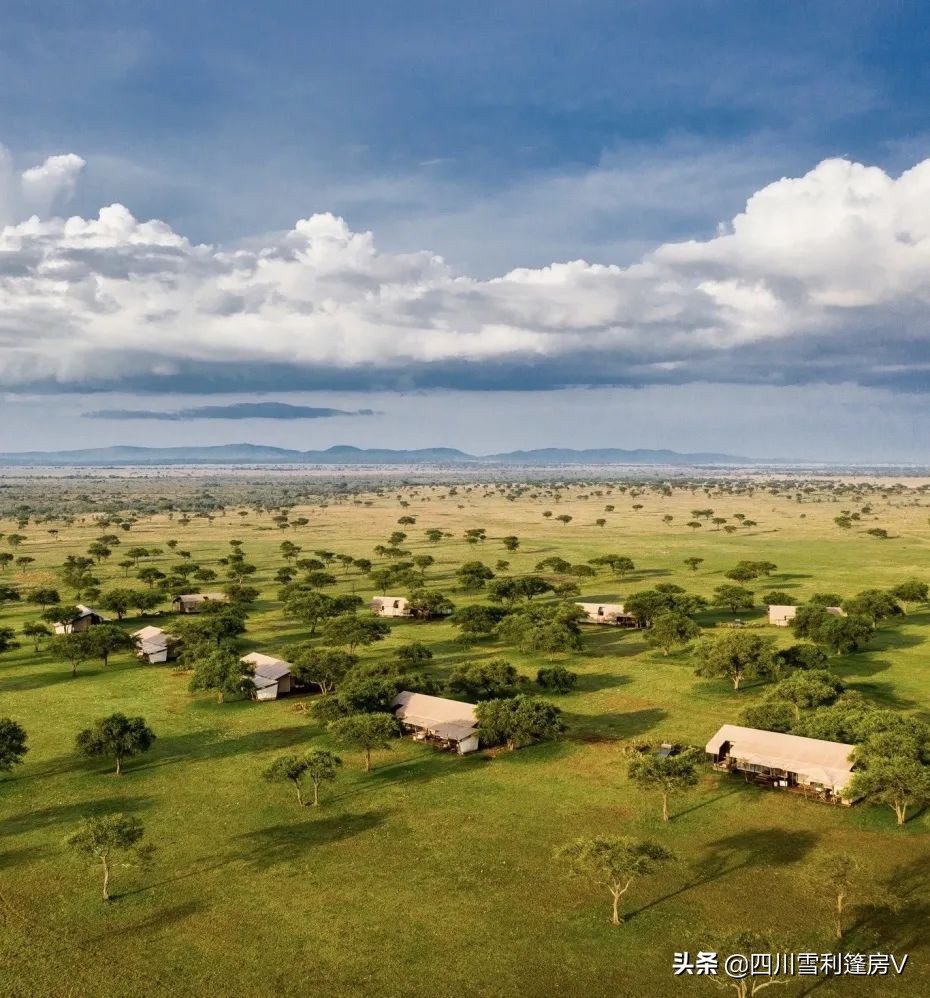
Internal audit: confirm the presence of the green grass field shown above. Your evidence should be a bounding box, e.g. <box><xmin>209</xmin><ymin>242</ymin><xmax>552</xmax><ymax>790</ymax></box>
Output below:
<box><xmin>1</xmin><ymin>475</ymin><xmax>929</xmax><ymax>997</ymax></box>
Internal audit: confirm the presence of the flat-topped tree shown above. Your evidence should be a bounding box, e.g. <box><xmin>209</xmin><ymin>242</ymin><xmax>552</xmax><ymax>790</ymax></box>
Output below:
<box><xmin>320</xmin><ymin>614</ymin><xmax>390</xmax><ymax>652</ymax></box>
<box><xmin>22</xmin><ymin>621</ymin><xmax>50</xmax><ymax>651</ymax></box>
<box><xmin>329</xmin><ymin>713</ymin><xmax>398</xmax><ymax>772</ymax></box>
<box><xmin>628</xmin><ymin>748</ymin><xmax>701</xmax><ymax>821</ymax></box>
<box><xmin>645</xmin><ymin>612</ymin><xmax>701</xmax><ymax>656</ymax></box>
<box><xmin>49</xmin><ymin>630</ymin><xmax>96</xmax><ymax>678</ymax></box>
<box><xmin>289</xmin><ymin>645</ymin><xmax>358</xmax><ymax>694</ymax></box>
<box><xmin>557</xmin><ymin>836</ymin><xmax>674</xmax><ymax>925</ymax></box>
<box><xmin>66</xmin><ymin>813</ymin><xmax>151</xmax><ymax>902</ymax></box>
<box><xmin>693</xmin><ymin>631</ymin><xmax>775</xmax><ymax>690</ymax></box>
<box><xmin>76</xmin><ymin>713</ymin><xmax>156</xmax><ymax>775</ymax></box>
<box><xmin>188</xmin><ymin>651</ymin><xmax>255</xmax><ymax>704</ymax></box>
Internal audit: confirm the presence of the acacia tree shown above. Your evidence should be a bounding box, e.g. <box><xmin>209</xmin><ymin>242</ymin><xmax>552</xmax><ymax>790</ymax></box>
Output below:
<box><xmin>0</xmin><ymin>627</ymin><xmax>18</xmax><ymax>654</ymax></box>
<box><xmin>320</xmin><ymin>615</ymin><xmax>390</xmax><ymax>653</ymax></box>
<box><xmin>806</xmin><ymin>852</ymin><xmax>872</xmax><ymax>940</ymax></box>
<box><xmin>85</xmin><ymin>624</ymin><xmax>133</xmax><ymax>667</ymax></box>
<box><xmin>645</xmin><ymin>612</ymin><xmax>701</xmax><ymax>656</ymax></box>
<box><xmin>304</xmin><ymin>749</ymin><xmax>342</xmax><ymax>805</ymax></box>
<box><xmin>848</xmin><ymin>757</ymin><xmax>930</xmax><ymax>826</ymax></box>
<box><xmin>289</xmin><ymin>645</ymin><xmax>358</xmax><ymax>694</ymax></box>
<box><xmin>693</xmin><ymin>632</ymin><xmax>775</xmax><ymax>690</ymax></box>
<box><xmin>0</xmin><ymin>718</ymin><xmax>28</xmax><ymax>773</ymax></box>
<box><xmin>329</xmin><ymin>713</ymin><xmax>398</xmax><ymax>771</ymax></box>
<box><xmin>66</xmin><ymin>813</ymin><xmax>151</xmax><ymax>901</ymax></box>
<box><xmin>556</xmin><ymin>836</ymin><xmax>674</xmax><ymax>925</ymax></box>
<box><xmin>628</xmin><ymin>749</ymin><xmax>701</xmax><ymax>821</ymax></box>
<box><xmin>475</xmin><ymin>695</ymin><xmax>563</xmax><ymax>750</ymax></box>
<box><xmin>264</xmin><ymin>754</ymin><xmax>313</xmax><ymax>805</ymax></box>
<box><xmin>188</xmin><ymin>651</ymin><xmax>255</xmax><ymax>703</ymax></box>
<box><xmin>49</xmin><ymin>630</ymin><xmax>96</xmax><ymax>678</ymax></box>
<box><xmin>75</xmin><ymin>713</ymin><xmax>156</xmax><ymax>775</ymax></box>
<box><xmin>768</xmin><ymin>670</ymin><xmax>845</xmax><ymax>720</ymax></box>
<box><xmin>22</xmin><ymin>621</ymin><xmax>50</xmax><ymax>652</ymax></box>
<box><xmin>712</xmin><ymin>584</ymin><xmax>754</xmax><ymax>614</ymax></box>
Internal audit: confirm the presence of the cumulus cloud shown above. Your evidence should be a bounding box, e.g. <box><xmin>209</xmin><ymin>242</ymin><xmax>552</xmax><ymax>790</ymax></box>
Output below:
<box><xmin>2</xmin><ymin>151</ymin><xmax>930</xmax><ymax>392</ymax></box>
<box><xmin>83</xmin><ymin>402</ymin><xmax>377</xmax><ymax>420</ymax></box>
<box><xmin>0</xmin><ymin>146</ymin><xmax>85</xmax><ymax>224</ymax></box>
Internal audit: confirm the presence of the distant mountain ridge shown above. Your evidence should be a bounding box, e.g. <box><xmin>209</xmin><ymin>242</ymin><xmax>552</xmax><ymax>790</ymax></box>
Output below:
<box><xmin>0</xmin><ymin>443</ymin><xmax>762</xmax><ymax>466</ymax></box>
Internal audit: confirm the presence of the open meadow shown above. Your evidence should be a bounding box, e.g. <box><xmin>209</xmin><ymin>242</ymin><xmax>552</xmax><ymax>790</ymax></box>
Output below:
<box><xmin>1</xmin><ymin>472</ymin><xmax>929</xmax><ymax>998</ymax></box>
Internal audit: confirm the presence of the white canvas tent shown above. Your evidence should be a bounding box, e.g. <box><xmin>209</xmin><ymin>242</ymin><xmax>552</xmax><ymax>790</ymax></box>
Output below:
<box><xmin>371</xmin><ymin>596</ymin><xmax>412</xmax><ymax>618</ymax></box>
<box><xmin>706</xmin><ymin>724</ymin><xmax>856</xmax><ymax>803</ymax></box>
<box><xmin>767</xmin><ymin>604</ymin><xmax>845</xmax><ymax>627</ymax></box>
<box><xmin>54</xmin><ymin>604</ymin><xmax>107</xmax><ymax>635</ymax></box>
<box><xmin>131</xmin><ymin>625</ymin><xmax>181</xmax><ymax>664</ymax></box>
<box><xmin>241</xmin><ymin>652</ymin><xmax>294</xmax><ymax>701</ymax></box>
<box><xmin>392</xmin><ymin>691</ymin><xmax>479</xmax><ymax>754</ymax></box>
<box><xmin>576</xmin><ymin>602</ymin><xmax>639</xmax><ymax>627</ymax></box>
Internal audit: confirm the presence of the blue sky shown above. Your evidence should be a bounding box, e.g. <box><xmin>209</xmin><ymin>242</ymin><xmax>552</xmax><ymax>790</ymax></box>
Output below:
<box><xmin>2</xmin><ymin>1</ymin><xmax>930</xmax><ymax>459</ymax></box>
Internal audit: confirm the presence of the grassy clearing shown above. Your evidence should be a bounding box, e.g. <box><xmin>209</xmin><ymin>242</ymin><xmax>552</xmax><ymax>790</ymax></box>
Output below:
<box><xmin>1</xmin><ymin>477</ymin><xmax>929</xmax><ymax>997</ymax></box>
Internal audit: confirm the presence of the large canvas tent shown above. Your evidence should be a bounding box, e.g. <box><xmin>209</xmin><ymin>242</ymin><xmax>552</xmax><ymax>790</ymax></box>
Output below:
<box><xmin>241</xmin><ymin>652</ymin><xmax>294</xmax><ymax>701</ymax></box>
<box><xmin>392</xmin><ymin>691</ymin><xmax>479</xmax><ymax>754</ymax></box>
<box><xmin>706</xmin><ymin>724</ymin><xmax>856</xmax><ymax>803</ymax></box>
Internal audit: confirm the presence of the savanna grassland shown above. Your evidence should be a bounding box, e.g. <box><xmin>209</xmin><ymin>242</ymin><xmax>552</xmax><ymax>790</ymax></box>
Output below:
<box><xmin>1</xmin><ymin>472</ymin><xmax>929</xmax><ymax>998</ymax></box>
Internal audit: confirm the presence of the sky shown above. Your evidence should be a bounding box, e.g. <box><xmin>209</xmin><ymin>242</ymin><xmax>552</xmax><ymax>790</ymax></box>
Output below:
<box><xmin>3</xmin><ymin>1</ymin><xmax>930</xmax><ymax>460</ymax></box>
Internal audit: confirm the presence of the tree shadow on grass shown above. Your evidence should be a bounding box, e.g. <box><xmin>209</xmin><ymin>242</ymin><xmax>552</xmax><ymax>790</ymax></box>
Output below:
<box><xmin>844</xmin><ymin>679</ymin><xmax>917</xmax><ymax>710</ymax></box>
<box><xmin>564</xmin><ymin>707</ymin><xmax>668</xmax><ymax>740</ymax></box>
<box><xmin>0</xmin><ymin>795</ymin><xmax>150</xmax><ymax>838</ymax></box>
<box><xmin>831</xmin><ymin>656</ymin><xmax>893</xmax><ymax>682</ymax></box>
<box><xmin>626</xmin><ymin>827</ymin><xmax>820</xmax><ymax>922</ymax></box>
<box><xmin>131</xmin><ymin>725</ymin><xmax>313</xmax><ymax>773</ymax></box>
<box><xmin>582</xmin><ymin>629</ymin><xmax>648</xmax><ymax>657</ymax></box>
<box><xmin>0</xmin><ymin>844</ymin><xmax>37</xmax><ymax>871</ymax></box>
<box><xmin>850</xmin><ymin>861</ymin><xmax>930</xmax><ymax>954</ymax></box>
<box><xmin>230</xmin><ymin>810</ymin><xmax>386</xmax><ymax>871</ymax></box>
<box><xmin>0</xmin><ymin>668</ymin><xmax>95</xmax><ymax>694</ymax></box>
<box><xmin>332</xmin><ymin>748</ymin><xmax>486</xmax><ymax>802</ymax></box>
<box><xmin>867</xmin><ymin>629</ymin><xmax>926</xmax><ymax>653</ymax></box>
<box><xmin>81</xmin><ymin>899</ymin><xmax>204</xmax><ymax>940</ymax></box>
<box><xmin>670</xmin><ymin>786</ymin><xmax>744</xmax><ymax>820</ymax></box>
<box><xmin>574</xmin><ymin>671</ymin><xmax>633</xmax><ymax>694</ymax></box>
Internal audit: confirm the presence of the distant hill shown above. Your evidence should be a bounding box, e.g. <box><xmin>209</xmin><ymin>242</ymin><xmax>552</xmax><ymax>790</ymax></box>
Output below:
<box><xmin>0</xmin><ymin>443</ymin><xmax>761</xmax><ymax>466</ymax></box>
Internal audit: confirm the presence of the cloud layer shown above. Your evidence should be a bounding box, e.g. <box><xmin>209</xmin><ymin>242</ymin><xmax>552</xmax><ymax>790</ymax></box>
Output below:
<box><xmin>3</xmin><ymin>150</ymin><xmax>930</xmax><ymax>392</ymax></box>
<box><xmin>83</xmin><ymin>401</ymin><xmax>376</xmax><ymax>420</ymax></box>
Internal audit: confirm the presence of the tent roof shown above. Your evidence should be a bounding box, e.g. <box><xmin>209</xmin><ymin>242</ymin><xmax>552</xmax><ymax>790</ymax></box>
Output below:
<box><xmin>74</xmin><ymin>604</ymin><xmax>103</xmax><ymax>618</ymax></box>
<box><xmin>251</xmin><ymin>674</ymin><xmax>279</xmax><ymax>690</ymax></box>
<box><xmin>707</xmin><ymin>724</ymin><xmax>855</xmax><ymax>790</ymax></box>
<box><xmin>241</xmin><ymin>652</ymin><xmax>291</xmax><ymax>680</ymax></box>
<box><xmin>132</xmin><ymin>625</ymin><xmax>166</xmax><ymax>640</ymax></box>
<box><xmin>393</xmin><ymin>691</ymin><xmax>477</xmax><ymax>740</ymax></box>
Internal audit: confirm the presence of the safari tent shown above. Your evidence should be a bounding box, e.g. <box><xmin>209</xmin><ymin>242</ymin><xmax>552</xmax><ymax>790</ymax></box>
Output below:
<box><xmin>392</xmin><ymin>691</ymin><xmax>480</xmax><ymax>754</ymax></box>
<box><xmin>706</xmin><ymin>723</ymin><xmax>856</xmax><ymax>804</ymax></box>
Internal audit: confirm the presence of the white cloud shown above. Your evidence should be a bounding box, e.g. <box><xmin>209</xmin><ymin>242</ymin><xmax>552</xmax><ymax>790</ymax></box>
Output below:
<box><xmin>0</xmin><ymin>146</ymin><xmax>85</xmax><ymax>225</ymax></box>
<box><xmin>2</xmin><ymin>150</ymin><xmax>930</xmax><ymax>391</ymax></box>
